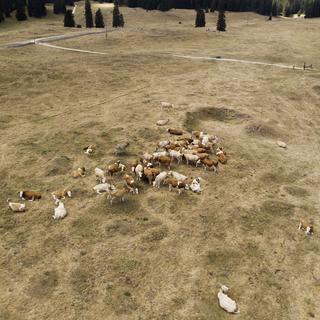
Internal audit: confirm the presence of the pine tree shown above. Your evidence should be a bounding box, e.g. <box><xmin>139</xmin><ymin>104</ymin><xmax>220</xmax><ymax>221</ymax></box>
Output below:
<box><xmin>27</xmin><ymin>0</ymin><xmax>33</xmax><ymax>17</ymax></box>
<box><xmin>218</xmin><ymin>0</ymin><xmax>226</xmax><ymax>11</ymax></box>
<box><xmin>95</xmin><ymin>8</ymin><xmax>105</xmax><ymax>28</ymax></box>
<box><xmin>0</xmin><ymin>0</ymin><xmax>4</xmax><ymax>23</ymax></box>
<box><xmin>3</xmin><ymin>0</ymin><xmax>12</xmax><ymax>18</ymax></box>
<box><xmin>32</xmin><ymin>0</ymin><xmax>47</xmax><ymax>18</ymax></box>
<box><xmin>16</xmin><ymin>0</ymin><xmax>28</xmax><ymax>21</ymax></box>
<box><xmin>64</xmin><ymin>9</ymin><xmax>75</xmax><ymax>27</ymax></box>
<box><xmin>113</xmin><ymin>0</ymin><xmax>122</xmax><ymax>27</ymax></box>
<box><xmin>216</xmin><ymin>9</ymin><xmax>226</xmax><ymax>31</ymax></box>
<box><xmin>195</xmin><ymin>8</ymin><xmax>205</xmax><ymax>27</ymax></box>
<box><xmin>272</xmin><ymin>0</ymin><xmax>280</xmax><ymax>16</ymax></box>
<box><xmin>210</xmin><ymin>0</ymin><xmax>216</xmax><ymax>12</ymax></box>
<box><xmin>158</xmin><ymin>0</ymin><xmax>172</xmax><ymax>11</ymax></box>
<box><xmin>54</xmin><ymin>0</ymin><xmax>66</xmax><ymax>14</ymax></box>
<box><xmin>283</xmin><ymin>1</ymin><xmax>291</xmax><ymax>16</ymax></box>
<box><xmin>85</xmin><ymin>0</ymin><xmax>94</xmax><ymax>28</ymax></box>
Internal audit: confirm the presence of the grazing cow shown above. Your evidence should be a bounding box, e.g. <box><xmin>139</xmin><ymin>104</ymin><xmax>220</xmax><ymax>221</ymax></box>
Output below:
<box><xmin>107</xmin><ymin>161</ymin><xmax>126</xmax><ymax>176</ymax></box>
<box><xmin>153</xmin><ymin>171</ymin><xmax>168</xmax><ymax>188</ymax></box>
<box><xmin>19</xmin><ymin>191</ymin><xmax>41</xmax><ymax>201</ymax></box>
<box><xmin>298</xmin><ymin>219</ymin><xmax>314</xmax><ymax>235</ymax></box>
<box><xmin>51</xmin><ymin>188</ymin><xmax>72</xmax><ymax>204</ymax></box>
<box><xmin>72</xmin><ymin>167</ymin><xmax>86</xmax><ymax>178</ymax></box>
<box><xmin>7</xmin><ymin>199</ymin><xmax>26</xmax><ymax>212</ymax></box>
<box><xmin>124</xmin><ymin>174</ymin><xmax>139</xmax><ymax>194</ymax></box>
<box><xmin>217</xmin><ymin>285</ymin><xmax>240</xmax><ymax>314</ymax></box>
<box><xmin>53</xmin><ymin>201</ymin><xmax>67</xmax><ymax>220</ymax></box>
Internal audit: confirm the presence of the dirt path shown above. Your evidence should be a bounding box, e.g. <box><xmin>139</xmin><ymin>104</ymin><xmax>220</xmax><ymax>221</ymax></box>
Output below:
<box><xmin>2</xmin><ymin>30</ymin><xmax>312</xmax><ymax>71</ymax></box>
<box><xmin>171</xmin><ymin>54</ymin><xmax>307</xmax><ymax>70</ymax></box>
<box><xmin>1</xmin><ymin>30</ymin><xmax>106</xmax><ymax>48</ymax></box>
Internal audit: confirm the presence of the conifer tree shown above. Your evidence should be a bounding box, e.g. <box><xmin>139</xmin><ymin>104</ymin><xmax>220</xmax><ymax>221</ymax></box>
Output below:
<box><xmin>159</xmin><ymin>0</ymin><xmax>172</xmax><ymax>11</ymax></box>
<box><xmin>272</xmin><ymin>0</ymin><xmax>280</xmax><ymax>16</ymax></box>
<box><xmin>32</xmin><ymin>0</ymin><xmax>47</xmax><ymax>18</ymax></box>
<box><xmin>216</xmin><ymin>9</ymin><xmax>226</xmax><ymax>31</ymax></box>
<box><xmin>210</xmin><ymin>0</ymin><xmax>216</xmax><ymax>12</ymax></box>
<box><xmin>64</xmin><ymin>9</ymin><xmax>75</xmax><ymax>27</ymax></box>
<box><xmin>85</xmin><ymin>0</ymin><xmax>94</xmax><ymax>28</ymax></box>
<box><xmin>16</xmin><ymin>0</ymin><xmax>28</xmax><ymax>21</ymax></box>
<box><xmin>95</xmin><ymin>8</ymin><xmax>105</xmax><ymax>28</ymax></box>
<box><xmin>283</xmin><ymin>1</ymin><xmax>291</xmax><ymax>16</ymax></box>
<box><xmin>3</xmin><ymin>0</ymin><xmax>12</xmax><ymax>17</ymax></box>
<box><xmin>113</xmin><ymin>0</ymin><xmax>122</xmax><ymax>27</ymax></box>
<box><xmin>0</xmin><ymin>0</ymin><xmax>4</xmax><ymax>23</ymax></box>
<box><xmin>27</xmin><ymin>0</ymin><xmax>33</xmax><ymax>17</ymax></box>
<box><xmin>195</xmin><ymin>8</ymin><xmax>205</xmax><ymax>27</ymax></box>
<box><xmin>54</xmin><ymin>0</ymin><xmax>66</xmax><ymax>14</ymax></box>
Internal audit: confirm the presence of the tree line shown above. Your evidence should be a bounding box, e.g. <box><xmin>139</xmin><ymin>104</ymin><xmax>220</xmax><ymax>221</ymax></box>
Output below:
<box><xmin>1</xmin><ymin>0</ymin><xmax>319</xmax><ymax>24</ymax></box>
<box><xmin>124</xmin><ymin>0</ymin><xmax>320</xmax><ymax>17</ymax></box>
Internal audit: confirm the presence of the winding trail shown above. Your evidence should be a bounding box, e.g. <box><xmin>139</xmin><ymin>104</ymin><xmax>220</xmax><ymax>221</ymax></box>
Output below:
<box><xmin>171</xmin><ymin>54</ymin><xmax>306</xmax><ymax>70</ymax></box>
<box><xmin>1</xmin><ymin>30</ymin><xmax>314</xmax><ymax>71</ymax></box>
<box><xmin>2</xmin><ymin>30</ymin><xmax>106</xmax><ymax>49</ymax></box>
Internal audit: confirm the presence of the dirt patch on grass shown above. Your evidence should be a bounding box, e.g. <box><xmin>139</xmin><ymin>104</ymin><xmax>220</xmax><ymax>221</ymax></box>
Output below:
<box><xmin>245</xmin><ymin>122</ymin><xmax>280</xmax><ymax>138</ymax></box>
<box><xmin>313</xmin><ymin>85</ymin><xmax>320</xmax><ymax>95</ymax></box>
<box><xmin>27</xmin><ymin>270</ymin><xmax>58</xmax><ymax>298</ymax></box>
<box><xmin>260</xmin><ymin>169</ymin><xmax>301</xmax><ymax>185</ymax></box>
<box><xmin>240</xmin><ymin>200</ymin><xmax>295</xmax><ymax>232</ymax></box>
<box><xmin>184</xmin><ymin>107</ymin><xmax>250</xmax><ymax>131</ymax></box>
<box><xmin>284</xmin><ymin>186</ymin><xmax>309</xmax><ymax>197</ymax></box>
<box><xmin>142</xmin><ymin>225</ymin><xmax>169</xmax><ymax>242</ymax></box>
<box><xmin>260</xmin><ymin>200</ymin><xmax>295</xmax><ymax>217</ymax></box>
<box><xmin>71</xmin><ymin>266</ymin><xmax>96</xmax><ymax>299</ymax></box>
<box><xmin>106</xmin><ymin>197</ymin><xmax>141</xmax><ymax>215</ymax></box>
<box><xmin>46</xmin><ymin>155</ymin><xmax>73</xmax><ymax>176</ymax></box>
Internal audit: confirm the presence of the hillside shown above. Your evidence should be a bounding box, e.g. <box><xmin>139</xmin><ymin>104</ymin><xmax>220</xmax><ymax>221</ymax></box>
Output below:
<box><xmin>0</xmin><ymin>4</ymin><xmax>320</xmax><ymax>320</ymax></box>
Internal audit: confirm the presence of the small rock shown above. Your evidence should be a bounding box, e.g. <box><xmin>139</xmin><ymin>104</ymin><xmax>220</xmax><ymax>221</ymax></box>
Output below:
<box><xmin>156</xmin><ymin>119</ymin><xmax>169</xmax><ymax>126</ymax></box>
<box><xmin>277</xmin><ymin>141</ymin><xmax>287</xmax><ymax>148</ymax></box>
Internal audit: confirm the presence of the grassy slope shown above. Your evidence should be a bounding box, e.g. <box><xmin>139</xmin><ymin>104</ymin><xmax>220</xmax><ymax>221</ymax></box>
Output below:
<box><xmin>0</xmin><ymin>3</ymin><xmax>320</xmax><ymax>320</ymax></box>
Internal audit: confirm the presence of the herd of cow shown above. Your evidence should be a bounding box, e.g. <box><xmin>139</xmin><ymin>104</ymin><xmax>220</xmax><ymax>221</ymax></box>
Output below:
<box><xmin>6</xmin><ymin>127</ymin><xmax>228</xmax><ymax>218</ymax></box>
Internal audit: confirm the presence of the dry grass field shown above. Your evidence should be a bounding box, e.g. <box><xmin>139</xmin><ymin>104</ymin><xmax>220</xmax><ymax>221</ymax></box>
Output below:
<box><xmin>1</xmin><ymin>2</ymin><xmax>320</xmax><ymax>320</ymax></box>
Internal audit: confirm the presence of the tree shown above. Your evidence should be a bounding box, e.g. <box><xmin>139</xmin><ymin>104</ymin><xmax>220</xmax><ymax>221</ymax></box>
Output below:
<box><xmin>16</xmin><ymin>0</ymin><xmax>28</xmax><ymax>21</ymax></box>
<box><xmin>0</xmin><ymin>0</ymin><xmax>4</xmax><ymax>23</ymax></box>
<box><xmin>210</xmin><ymin>0</ymin><xmax>216</xmax><ymax>12</ymax></box>
<box><xmin>216</xmin><ymin>9</ymin><xmax>226</xmax><ymax>31</ymax></box>
<box><xmin>195</xmin><ymin>8</ymin><xmax>206</xmax><ymax>27</ymax></box>
<box><xmin>54</xmin><ymin>0</ymin><xmax>66</xmax><ymax>14</ymax></box>
<box><xmin>32</xmin><ymin>0</ymin><xmax>47</xmax><ymax>18</ymax></box>
<box><xmin>27</xmin><ymin>0</ymin><xmax>33</xmax><ymax>17</ymax></box>
<box><xmin>95</xmin><ymin>8</ymin><xmax>105</xmax><ymax>28</ymax></box>
<box><xmin>64</xmin><ymin>9</ymin><xmax>75</xmax><ymax>27</ymax></box>
<box><xmin>3</xmin><ymin>0</ymin><xmax>12</xmax><ymax>17</ymax></box>
<box><xmin>113</xmin><ymin>0</ymin><xmax>123</xmax><ymax>27</ymax></box>
<box><xmin>218</xmin><ymin>0</ymin><xmax>226</xmax><ymax>11</ymax></box>
<box><xmin>85</xmin><ymin>0</ymin><xmax>94</xmax><ymax>27</ymax></box>
<box><xmin>272</xmin><ymin>0</ymin><xmax>280</xmax><ymax>16</ymax></box>
<box><xmin>283</xmin><ymin>1</ymin><xmax>291</xmax><ymax>16</ymax></box>
<box><xmin>158</xmin><ymin>0</ymin><xmax>173</xmax><ymax>11</ymax></box>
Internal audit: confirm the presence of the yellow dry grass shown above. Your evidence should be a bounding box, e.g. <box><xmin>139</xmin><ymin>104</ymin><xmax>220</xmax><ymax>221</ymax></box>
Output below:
<box><xmin>0</xmin><ymin>3</ymin><xmax>320</xmax><ymax>320</ymax></box>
